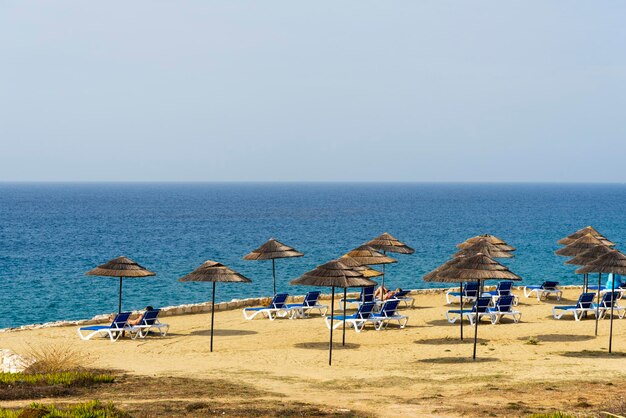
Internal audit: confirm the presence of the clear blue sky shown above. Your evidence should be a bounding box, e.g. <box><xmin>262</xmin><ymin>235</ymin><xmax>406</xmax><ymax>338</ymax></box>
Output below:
<box><xmin>1</xmin><ymin>2</ymin><xmax>624</xmax><ymax>182</ymax></box>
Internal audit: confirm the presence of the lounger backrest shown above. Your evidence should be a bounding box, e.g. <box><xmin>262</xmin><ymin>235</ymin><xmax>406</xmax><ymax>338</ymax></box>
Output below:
<box><xmin>464</xmin><ymin>282</ymin><xmax>479</xmax><ymax>298</ymax></box>
<box><xmin>139</xmin><ymin>309</ymin><xmax>161</xmax><ymax>326</ymax></box>
<box><xmin>111</xmin><ymin>312</ymin><xmax>132</xmax><ymax>329</ymax></box>
<box><xmin>542</xmin><ymin>281</ymin><xmax>559</xmax><ymax>290</ymax></box>
<box><xmin>577</xmin><ymin>292</ymin><xmax>595</xmax><ymax>309</ymax></box>
<box><xmin>497</xmin><ymin>281</ymin><xmax>513</xmax><ymax>295</ymax></box>
<box><xmin>473</xmin><ymin>297</ymin><xmax>491</xmax><ymax>313</ymax></box>
<box><xmin>303</xmin><ymin>291</ymin><xmax>321</xmax><ymax>307</ymax></box>
<box><xmin>379</xmin><ymin>299</ymin><xmax>400</xmax><ymax>317</ymax></box>
<box><xmin>356</xmin><ymin>302</ymin><xmax>376</xmax><ymax>319</ymax></box>
<box><xmin>394</xmin><ymin>290</ymin><xmax>410</xmax><ymax>298</ymax></box>
<box><xmin>494</xmin><ymin>295</ymin><xmax>514</xmax><ymax>312</ymax></box>
<box><xmin>601</xmin><ymin>292</ymin><xmax>619</xmax><ymax>307</ymax></box>
<box><xmin>362</xmin><ymin>286</ymin><xmax>375</xmax><ymax>303</ymax></box>
<box><xmin>271</xmin><ymin>293</ymin><xmax>289</xmax><ymax>308</ymax></box>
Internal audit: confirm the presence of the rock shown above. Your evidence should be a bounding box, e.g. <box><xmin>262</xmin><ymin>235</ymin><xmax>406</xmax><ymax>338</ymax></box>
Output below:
<box><xmin>0</xmin><ymin>349</ymin><xmax>33</xmax><ymax>373</ymax></box>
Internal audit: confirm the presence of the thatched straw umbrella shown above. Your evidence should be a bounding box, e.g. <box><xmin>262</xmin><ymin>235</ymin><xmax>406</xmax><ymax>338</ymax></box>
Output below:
<box><xmin>556</xmin><ymin>234</ymin><xmax>611</xmax><ymax>297</ymax></box>
<box><xmin>558</xmin><ymin>226</ymin><xmax>615</xmax><ymax>247</ymax></box>
<box><xmin>365</xmin><ymin>232</ymin><xmax>414</xmax><ymax>289</ymax></box>
<box><xmin>179</xmin><ymin>260</ymin><xmax>251</xmax><ymax>352</ymax></box>
<box><xmin>243</xmin><ymin>238</ymin><xmax>303</xmax><ymax>296</ymax></box>
<box><xmin>423</xmin><ymin>253</ymin><xmax>521</xmax><ymax>359</ymax></box>
<box><xmin>85</xmin><ymin>256</ymin><xmax>155</xmax><ymax>314</ymax></box>
<box><xmin>343</xmin><ymin>245</ymin><xmax>397</xmax><ymax>280</ymax></box>
<box><xmin>577</xmin><ymin>250</ymin><xmax>626</xmax><ymax>353</ymax></box>
<box><xmin>555</xmin><ymin>234</ymin><xmax>610</xmax><ymax>257</ymax></box>
<box><xmin>457</xmin><ymin>235</ymin><xmax>515</xmax><ymax>252</ymax></box>
<box><xmin>290</xmin><ymin>260</ymin><xmax>377</xmax><ymax>366</ymax></box>
<box><xmin>565</xmin><ymin>245</ymin><xmax>614</xmax><ymax>335</ymax></box>
<box><xmin>454</xmin><ymin>239</ymin><xmax>515</xmax><ymax>259</ymax></box>
<box><xmin>335</xmin><ymin>256</ymin><xmax>382</xmax><ymax>346</ymax></box>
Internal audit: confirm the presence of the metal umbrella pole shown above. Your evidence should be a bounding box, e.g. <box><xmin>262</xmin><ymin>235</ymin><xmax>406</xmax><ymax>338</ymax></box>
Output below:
<box><xmin>118</xmin><ymin>277</ymin><xmax>123</xmax><ymax>313</ymax></box>
<box><xmin>595</xmin><ymin>273</ymin><xmax>602</xmax><ymax>336</ymax></box>
<box><xmin>210</xmin><ymin>282</ymin><xmax>216</xmax><ymax>352</ymax></box>
<box><xmin>609</xmin><ymin>277</ymin><xmax>616</xmax><ymax>353</ymax></box>
<box><xmin>329</xmin><ymin>286</ymin><xmax>335</xmax><ymax>366</ymax></box>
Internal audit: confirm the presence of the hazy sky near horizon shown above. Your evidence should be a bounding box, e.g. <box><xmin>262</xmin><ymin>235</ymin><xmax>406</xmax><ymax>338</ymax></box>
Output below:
<box><xmin>1</xmin><ymin>2</ymin><xmax>625</xmax><ymax>182</ymax></box>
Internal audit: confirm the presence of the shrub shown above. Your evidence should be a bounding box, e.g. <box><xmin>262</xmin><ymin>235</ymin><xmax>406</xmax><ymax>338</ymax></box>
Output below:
<box><xmin>24</xmin><ymin>344</ymin><xmax>93</xmax><ymax>374</ymax></box>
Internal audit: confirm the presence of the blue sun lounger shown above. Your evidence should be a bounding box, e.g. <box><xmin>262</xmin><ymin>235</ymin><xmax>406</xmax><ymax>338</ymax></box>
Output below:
<box><xmin>325</xmin><ymin>302</ymin><xmax>376</xmax><ymax>333</ymax></box>
<box><xmin>284</xmin><ymin>291</ymin><xmax>328</xmax><ymax>319</ymax></box>
<box><xmin>341</xmin><ymin>286</ymin><xmax>375</xmax><ymax>308</ymax></box>
<box><xmin>127</xmin><ymin>309</ymin><xmax>170</xmax><ymax>339</ymax></box>
<box><xmin>524</xmin><ymin>281</ymin><xmax>562</xmax><ymax>301</ymax></box>
<box><xmin>484</xmin><ymin>281</ymin><xmax>518</xmax><ymax>305</ymax></box>
<box><xmin>242</xmin><ymin>293</ymin><xmax>289</xmax><ymax>320</ymax></box>
<box><xmin>382</xmin><ymin>289</ymin><xmax>415</xmax><ymax>308</ymax></box>
<box><xmin>446</xmin><ymin>297</ymin><xmax>491</xmax><ymax>325</ymax></box>
<box><xmin>486</xmin><ymin>295</ymin><xmax>521</xmax><ymax>324</ymax></box>
<box><xmin>593</xmin><ymin>291</ymin><xmax>626</xmax><ymax>319</ymax></box>
<box><xmin>552</xmin><ymin>292</ymin><xmax>596</xmax><ymax>321</ymax></box>
<box><xmin>77</xmin><ymin>312</ymin><xmax>132</xmax><ymax>342</ymax></box>
<box><xmin>367</xmin><ymin>299</ymin><xmax>408</xmax><ymax>330</ymax></box>
<box><xmin>446</xmin><ymin>282</ymin><xmax>479</xmax><ymax>305</ymax></box>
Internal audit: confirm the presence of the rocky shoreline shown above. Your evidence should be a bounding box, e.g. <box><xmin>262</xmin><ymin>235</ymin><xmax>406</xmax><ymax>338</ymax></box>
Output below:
<box><xmin>0</xmin><ymin>285</ymin><xmax>583</xmax><ymax>334</ymax></box>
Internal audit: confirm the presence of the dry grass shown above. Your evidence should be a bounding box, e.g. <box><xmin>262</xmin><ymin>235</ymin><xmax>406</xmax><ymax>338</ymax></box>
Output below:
<box><xmin>24</xmin><ymin>343</ymin><xmax>94</xmax><ymax>374</ymax></box>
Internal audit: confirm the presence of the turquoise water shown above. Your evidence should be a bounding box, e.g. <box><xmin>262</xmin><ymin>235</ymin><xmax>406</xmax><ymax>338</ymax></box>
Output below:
<box><xmin>0</xmin><ymin>183</ymin><xmax>624</xmax><ymax>329</ymax></box>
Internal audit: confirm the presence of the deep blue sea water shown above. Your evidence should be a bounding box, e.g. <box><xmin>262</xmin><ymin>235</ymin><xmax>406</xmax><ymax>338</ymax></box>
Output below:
<box><xmin>0</xmin><ymin>183</ymin><xmax>625</xmax><ymax>329</ymax></box>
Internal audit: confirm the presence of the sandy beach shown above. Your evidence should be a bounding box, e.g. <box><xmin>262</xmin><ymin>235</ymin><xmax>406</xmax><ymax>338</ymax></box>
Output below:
<box><xmin>2</xmin><ymin>287</ymin><xmax>626</xmax><ymax>417</ymax></box>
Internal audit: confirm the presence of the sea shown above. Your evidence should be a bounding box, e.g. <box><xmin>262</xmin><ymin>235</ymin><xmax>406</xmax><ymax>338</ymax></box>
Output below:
<box><xmin>0</xmin><ymin>182</ymin><xmax>624</xmax><ymax>329</ymax></box>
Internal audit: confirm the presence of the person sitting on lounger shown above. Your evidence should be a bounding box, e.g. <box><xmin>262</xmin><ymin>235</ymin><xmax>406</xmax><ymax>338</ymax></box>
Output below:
<box><xmin>375</xmin><ymin>286</ymin><xmax>402</xmax><ymax>301</ymax></box>
<box><xmin>109</xmin><ymin>306</ymin><xmax>154</xmax><ymax>326</ymax></box>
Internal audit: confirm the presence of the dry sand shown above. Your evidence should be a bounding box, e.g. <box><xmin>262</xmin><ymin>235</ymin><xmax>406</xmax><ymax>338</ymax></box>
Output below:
<box><xmin>3</xmin><ymin>287</ymin><xmax>626</xmax><ymax>417</ymax></box>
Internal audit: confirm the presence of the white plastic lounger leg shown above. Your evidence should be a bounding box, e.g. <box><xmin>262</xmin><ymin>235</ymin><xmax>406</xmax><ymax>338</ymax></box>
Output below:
<box><xmin>445</xmin><ymin>312</ymin><xmax>460</xmax><ymax>324</ymax></box>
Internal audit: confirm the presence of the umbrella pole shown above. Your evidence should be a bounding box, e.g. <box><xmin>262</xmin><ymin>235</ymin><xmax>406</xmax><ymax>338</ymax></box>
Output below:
<box><xmin>329</xmin><ymin>286</ymin><xmax>335</xmax><ymax>366</ymax></box>
<box><xmin>583</xmin><ymin>273</ymin><xmax>588</xmax><ymax>318</ymax></box>
<box><xmin>609</xmin><ymin>277</ymin><xmax>615</xmax><ymax>353</ymax></box>
<box><xmin>118</xmin><ymin>277</ymin><xmax>123</xmax><ymax>313</ymax></box>
<box><xmin>210</xmin><ymin>282</ymin><xmax>216</xmax><ymax>353</ymax></box>
<box><xmin>595</xmin><ymin>273</ymin><xmax>602</xmax><ymax>336</ymax></box>
<box><xmin>342</xmin><ymin>287</ymin><xmax>347</xmax><ymax>346</ymax></box>
<box><xmin>472</xmin><ymin>280</ymin><xmax>480</xmax><ymax>360</ymax></box>
<box><xmin>382</xmin><ymin>250</ymin><xmax>386</xmax><ymax>290</ymax></box>
<box><xmin>459</xmin><ymin>282</ymin><xmax>463</xmax><ymax>341</ymax></box>
<box><xmin>272</xmin><ymin>259</ymin><xmax>276</xmax><ymax>296</ymax></box>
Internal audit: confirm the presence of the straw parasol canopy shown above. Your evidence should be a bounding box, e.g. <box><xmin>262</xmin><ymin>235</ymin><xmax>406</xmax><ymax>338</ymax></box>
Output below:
<box><xmin>343</xmin><ymin>245</ymin><xmax>397</xmax><ymax>266</ymax></box>
<box><xmin>565</xmin><ymin>245</ymin><xmax>614</xmax><ymax>266</ymax></box>
<box><xmin>558</xmin><ymin>226</ymin><xmax>615</xmax><ymax>247</ymax></box>
<box><xmin>291</xmin><ymin>260</ymin><xmax>378</xmax><ymax>288</ymax></box>
<box><xmin>243</xmin><ymin>238</ymin><xmax>304</xmax><ymax>260</ymax></box>
<box><xmin>575</xmin><ymin>249</ymin><xmax>626</xmax><ymax>353</ymax></box>
<box><xmin>179</xmin><ymin>260</ymin><xmax>251</xmax><ymax>352</ymax></box>
<box><xmin>575</xmin><ymin>250</ymin><xmax>626</xmax><ymax>275</ymax></box>
<box><xmin>291</xmin><ymin>260</ymin><xmax>377</xmax><ymax>366</ymax></box>
<box><xmin>338</xmin><ymin>256</ymin><xmax>383</xmax><ymax>278</ymax></box>
<box><xmin>423</xmin><ymin>253</ymin><xmax>521</xmax><ymax>283</ymax></box>
<box><xmin>555</xmin><ymin>234</ymin><xmax>610</xmax><ymax>257</ymax></box>
<box><xmin>454</xmin><ymin>239</ymin><xmax>514</xmax><ymax>259</ymax></box>
<box><xmin>365</xmin><ymin>232</ymin><xmax>415</xmax><ymax>254</ymax></box>
<box><xmin>85</xmin><ymin>256</ymin><xmax>155</xmax><ymax>313</ymax></box>
<box><xmin>456</xmin><ymin>235</ymin><xmax>515</xmax><ymax>251</ymax></box>
<box><xmin>243</xmin><ymin>238</ymin><xmax>303</xmax><ymax>296</ymax></box>
<box><xmin>86</xmin><ymin>256</ymin><xmax>156</xmax><ymax>278</ymax></box>
<box><xmin>179</xmin><ymin>260</ymin><xmax>252</xmax><ymax>283</ymax></box>
<box><xmin>422</xmin><ymin>253</ymin><xmax>520</xmax><ymax>360</ymax></box>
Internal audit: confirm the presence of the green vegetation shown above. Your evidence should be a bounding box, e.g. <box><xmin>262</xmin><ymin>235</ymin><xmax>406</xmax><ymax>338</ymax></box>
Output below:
<box><xmin>0</xmin><ymin>372</ymin><xmax>114</xmax><ymax>387</ymax></box>
<box><xmin>526</xmin><ymin>336</ymin><xmax>540</xmax><ymax>345</ymax></box>
<box><xmin>527</xmin><ymin>412</ymin><xmax>576</xmax><ymax>418</ymax></box>
<box><xmin>0</xmin><ymin>400</ymin><xmax>129</xmax><ymax>418</ymax></box>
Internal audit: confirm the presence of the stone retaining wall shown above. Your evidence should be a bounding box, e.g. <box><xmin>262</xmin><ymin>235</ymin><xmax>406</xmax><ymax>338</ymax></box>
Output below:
<box><xmin>0</xmin><ymin>285</ymin><xmax>584</xmax><ymax>333</ymax></box>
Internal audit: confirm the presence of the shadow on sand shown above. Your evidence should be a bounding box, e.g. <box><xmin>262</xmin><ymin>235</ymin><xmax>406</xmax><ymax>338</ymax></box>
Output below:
<box><xmin>516</xmin><ymin>333</ymin><xmax>594</xmax><ymax>343</ymax></box>
<box><xmin>415</xmin><ymin>337</ymin><xmax>488</xmax><ymax>345</ymax></box>
<box><xmin>190</xmin><ymin>329</ymin><xmax>258</xmax><ymax>337</ymax></box>
<box><xmin>293</xmin><ymin>342</ymin><xmax>360</xmax><ymax>350</ymax></box>
<box><xmin>417</xmin><ymin>357</ymin><xmax>498</xmax><ymax>364</ymax></box>
<box><xmin>560</xmin><ymin>350</ymin><xmax>626</xmax><ymax>359</ymax></box>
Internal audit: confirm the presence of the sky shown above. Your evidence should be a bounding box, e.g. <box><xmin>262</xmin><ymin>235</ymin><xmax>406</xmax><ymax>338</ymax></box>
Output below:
<box><xmin>1</xmin><ymin>1</ymin><xmax>625</xmax><ymax>182</ymax></box>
